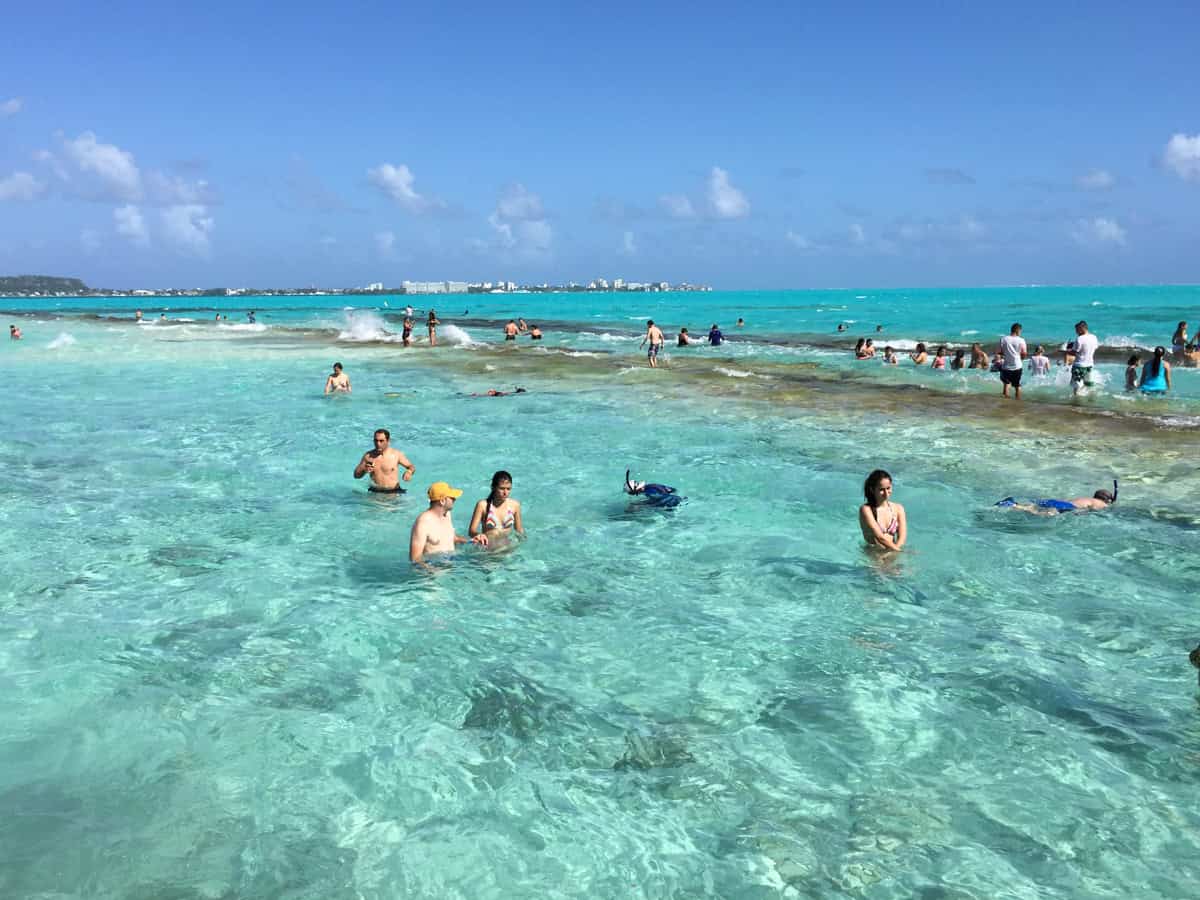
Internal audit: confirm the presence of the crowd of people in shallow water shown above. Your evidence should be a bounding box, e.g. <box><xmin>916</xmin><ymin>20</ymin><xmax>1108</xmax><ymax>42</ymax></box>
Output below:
<box><xmin>847</xmin><ymin>318</ymin><xmax>1195</xmax><ymax>398</ymax></box>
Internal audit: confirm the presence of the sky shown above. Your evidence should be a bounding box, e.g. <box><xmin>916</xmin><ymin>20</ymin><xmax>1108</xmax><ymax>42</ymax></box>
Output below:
<box><xmin>1</xmin><ymin>1</ymin><xmax>1198</xmax><ymax>290</ymax></box>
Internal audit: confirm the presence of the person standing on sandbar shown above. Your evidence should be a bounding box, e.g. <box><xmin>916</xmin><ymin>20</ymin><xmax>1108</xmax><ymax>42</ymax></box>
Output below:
<box><xmin>354</xmin><ymin>428</ymin><xmax>415</xmax><ymax>493</ymax></box>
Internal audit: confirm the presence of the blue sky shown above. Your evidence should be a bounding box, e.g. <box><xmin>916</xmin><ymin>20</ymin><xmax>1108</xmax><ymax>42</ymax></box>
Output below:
<box><xmin>2</xmin><ymin>1</ymin><xmax>1198</xmax><ymax>289</ymax></box>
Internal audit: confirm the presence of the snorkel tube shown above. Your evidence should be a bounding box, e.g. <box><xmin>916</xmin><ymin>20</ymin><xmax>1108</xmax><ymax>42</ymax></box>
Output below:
<box><xmin>624</xmin><ymin>469</ymin><xmax>646</xmax><ymax>495</ymax></box>
<box><xmin>1112</xmin><ymin>479</ymin><xmax>1118</xmax><ymax>504</ymax></box>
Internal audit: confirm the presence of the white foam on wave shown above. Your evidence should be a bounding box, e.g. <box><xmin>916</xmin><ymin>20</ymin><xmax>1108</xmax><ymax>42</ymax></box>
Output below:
<box><xmin>564</xmin><ymin>350</ymin><xmax>601</xmax><ymax>358</ymax></box>
<box><xmin>1102</xmin><ymin>334</ymin><xmax>1153</xmax><ymax>349</ymax></box>
<box><xmin>440</xmin><ymin>323</ymin><xmax>477</xmax><ymax>346</ymax></box>
<box><xmin>960</xmin><ymin>329</ymin><xmax>979</xmax><ymax>335</ymax></box>
<box><xmin>336</xmin><ymin>310</ymin><xmax>398</xmax><ymax>342</ymax></box>
<box><xmin>218</xmin><ymin>322</ymin><xmax>267</xmax><ymax>333</ymax></box>
<box><xmin>48</xmin><ymin>332</ymin><xmax>76</xmax><ymax>349</ymax></box>
<box><xmin>587</xmin><ymin>332</ymin><xmax>637</xmax><ymax>342</ymax></box>
<box><xmin>716</xmin><ymin>366</ymin><xmax>753</xmax><ymax>378</ymax></box>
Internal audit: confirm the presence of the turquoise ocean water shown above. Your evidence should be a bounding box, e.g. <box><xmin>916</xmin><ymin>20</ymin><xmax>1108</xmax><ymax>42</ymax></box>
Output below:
<box><xmin>3</xmin><ymin>286</ymin><xmax>1199</xmax><ymax>897</ymax></box>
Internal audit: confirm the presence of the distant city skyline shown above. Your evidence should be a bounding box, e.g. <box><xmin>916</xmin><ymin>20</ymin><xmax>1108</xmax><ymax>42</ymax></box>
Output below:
<box><xmin>2</xmin><ymin>2</ymin><xmax>1198</xmax><ymax>289</ymax></box>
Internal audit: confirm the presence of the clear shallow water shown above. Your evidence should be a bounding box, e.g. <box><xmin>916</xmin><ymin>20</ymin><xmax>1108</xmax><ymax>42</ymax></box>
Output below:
<box><xmin>3</xmin><ymin>293</ymin><xmax>1200</xmax><ymax>898</ymax></box>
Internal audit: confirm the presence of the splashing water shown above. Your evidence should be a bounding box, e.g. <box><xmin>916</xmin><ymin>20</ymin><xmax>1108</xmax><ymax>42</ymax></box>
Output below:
<box><xmin>47</xmin><ymin>332</ymin><xmax>77</xmax><ymax>349</ymax></box>
<box><xmin>337</xmin><ymin>310</ymin><xmax>395</xmax><ymax>342</ymax></box>
<box><xmin>440</xmin><ymin>324</ymin><xmax>477</xmax><ymax>346</ymax></box>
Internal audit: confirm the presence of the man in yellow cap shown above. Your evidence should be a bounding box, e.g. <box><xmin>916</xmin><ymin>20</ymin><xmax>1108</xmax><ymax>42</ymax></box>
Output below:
<box><xmin>409</xmin><ymin>481</ymin><xmax>487</xmax><ymax>563</ymax></box>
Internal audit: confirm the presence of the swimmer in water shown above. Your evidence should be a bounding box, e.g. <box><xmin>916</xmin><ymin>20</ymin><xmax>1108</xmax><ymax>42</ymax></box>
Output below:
<box><xmin>468</xmin><ymin>470</ymin><xmax>525</xmax><ymax>539</ymax></box>
<box><xmin>504</xmin><ymin>320</ymin><xmax>519</xmax><ymax>341</ymax></box>
<box><xmin>353</xmin><ymin>428</ymin><xmax>415</xmax><ymax>493</ymax></box>
<box><xmin>1124</xmin><ymin>354</ymin><xmax>1141</xmax><ymax>391</ymax></box>
<box><xmin>909</xmin><ymin>343</ymin><xmax>928</xmax><ymax>365</ymax></box>
<box><xmin>995</xmin><ymin>481</ymin><xmax>1117</xmax><ymax>515</ymax></box>
<box><xmin>324</xmin><ymin>361</ymin><xmax>351</xmax><ymax>394</ymax></box>
<box><xmin>859</xmin><ymin>469</ymin><xmax>906</xmax><ymax>551</ymax></box>
<box><xmin>410</xmin><ymin>481</ymin><xmax>487</xmax><ymax>563</ymax></box>
<box><xmin>401</xmin><ymin>316</ymin><xmax>414</xmax><ymax>347</ymax></box>
<box><xmin>9</xmin><ymin>324</ymin><xmax>22</xmax><ymax>340</ymax></box>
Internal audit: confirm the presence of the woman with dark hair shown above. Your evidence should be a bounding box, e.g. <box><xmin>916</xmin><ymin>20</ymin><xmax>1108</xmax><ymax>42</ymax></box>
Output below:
<box><xmin>1124</xmin><ymin>354</ymin><xmax>1141</xmax><ymax>391</ymax></box>
<box><xmin>858</xmin><ymin>469</ymin><xmax>906</xmax><ymax>551</ymax></box>
<box><xmin>950</xmin><ymin>348</ymin><xmax>966</xmax><ymax>370</ymax></box>
<box><xmin>854</xmin><ymin>337</ymin><xmax>868</xmax><ymax>359</ymax></box>
<box><xmin>468</xmin><ymin>470</ymin><xmax>525</xmax><ymax>539</ymax></box>
<box><xmin>1139</xmin><ymin>346</ymin><xmax>1172</xmax><ymax>394</ymax></box>
<box><xmin>909</xmin><ymin>342</ymin><xmax>928</xmax><ymax>365</ymax></box>
<box><xmin>1171</xmin><ymin>321</ymin><xmax>1187</xmax><ymax>355</ymax></box>
<box><xmin>931</xmin><ymin>346</ymin><xmax>947</xmax><ymax>370</ymax></box>
<box><xmin>427</xmin><ymin>309</ymin><xmax>441</xmax><ymax>346</ymax></box>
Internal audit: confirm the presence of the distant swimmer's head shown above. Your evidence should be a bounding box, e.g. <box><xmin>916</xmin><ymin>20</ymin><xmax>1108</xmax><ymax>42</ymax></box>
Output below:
<box><xmin>1190</xmin><ymin>644</ymin><xmax>1200</xmax><ymax>670</ymax></box>
<box><xmin>863</xmin><ymin>469</ymin><xmax>893</xmax><ymax>509</ymax></box>
<box><xmin>647</xmin><ymin>319</ymin><xmax>654</xmax><ymax>327</ymax></box>
<box><xmin>1035</xmin><ymin>345</ymin><xmax>1045</xmax><ymax>354</ymax></box>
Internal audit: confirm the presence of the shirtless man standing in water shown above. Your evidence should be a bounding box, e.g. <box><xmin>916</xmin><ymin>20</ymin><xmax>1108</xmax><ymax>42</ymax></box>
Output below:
<box><xmin>353</xmin><ymin>429</ymin><xmax>415</xmax><ymax>493</ymax></box>
<box><xmin>324</xmin><ymin>362</ymin><xmax>351</xmax><ymax>394</ymax></box>
<box><xmin>641</xmin><ymin>319</ymin><xmax>666</xmax><ymax>368</ymax></box>
<box><xmin>410</xmin><ymin>481</ymin><xmax>487</xmax><ymax>563</ymax></box>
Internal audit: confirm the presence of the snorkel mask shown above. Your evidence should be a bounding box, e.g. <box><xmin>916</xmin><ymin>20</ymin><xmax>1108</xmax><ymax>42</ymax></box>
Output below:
<box><xmin>624</xmin><ymin>469</ymin><xmax>646</xmax><ymax>495</ymax></box>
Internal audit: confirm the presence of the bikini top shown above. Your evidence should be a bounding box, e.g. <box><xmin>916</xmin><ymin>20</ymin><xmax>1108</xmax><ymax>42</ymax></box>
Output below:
<box><xmin>484</xmin><ymin>500</ymin><xmax>515</xmax><ymax>530</ymax></box>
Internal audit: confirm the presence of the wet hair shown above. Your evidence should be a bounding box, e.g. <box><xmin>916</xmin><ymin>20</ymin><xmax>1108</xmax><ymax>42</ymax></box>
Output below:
<box><xmin>865</xmin><ymin>338</ymin><xmax>873</xmax><ymax>346</ymax></box>
<box><xmin>1011</xmin><ymin>322</ymin><xmax>1022</xmax><ymax>333</ymax></box>
<box><xmin>1035</xmin><ymin>345</ymin><xmax>1045</xmax><ymax>354</ymax></box>
<box><xmin>647</xmin><ymin>320</ymin><xmax>654</xmax><ymax>326</ymax></box>
<box><xmin>333</xmin><ymin>362</ymin><xmax>343</xmax><ymax>370</ymax></box>
<box><xmin>1093</xmin><ymin>489</ymin><xmax>1115</xmax><ymax>504</ymax></box>
<box><xmin>935</xmin><ymin>346</ymin><xmax>946</xmax><ymax>356</ymax></box>
<box><xmin>916</xmin><ymin>342</ymin><xmax>926</xmax><ymax>353</ymax></box>
<box><xmin>1149</xmin><ymin>345</ymin><xmax>1165</xmax><ymax>378</ymax></box>
<box><xmin>863</xmin><ymin>469</ymin><xmax>893</xmax><ymax>508</ymax></box>
<box><xmin>854</xmin><ymin>338</ymin><xmax>866</xmax><ymax>352</ymax></box>
<box><xmin>884</xmin><ymin>345</ymin><xmax>894</xmax><ymax>354</ymax></box>
<box><xmin>1126</xmin><ymin>354</ymin><xmax>1140</xmax><ymax>367</ymax></box>
<box><xmin>374</xmin><ymin>428</ymin><xmax>390</xmax><ymax>440</ymax></box>
<box><xmin>489</xmin><ymin>470</ymin><xmax>513</xmax><ymax>503</ymax></box>
<box><xmin>953</xmin><ymin>348</ymin><xmax>965</xmax><ymax>359</ymax></box>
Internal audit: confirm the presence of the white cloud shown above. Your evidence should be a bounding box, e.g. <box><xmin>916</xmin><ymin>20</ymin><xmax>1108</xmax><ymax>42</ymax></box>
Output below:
<box><xmin>495</xmin><ymin>183</ymin><xmax>544</xmax><ymax>220</ymax></box>
<box><xmin>848</xmin><ymin>223</ymin><xmax>866</xmax><ymax>245</ymax></box>
<box><xmin>81</xmin><ymin>228</ymin><xmax>102</xmax><ymax>254</ymax></box>
<box><xmin>374</xmin><ymin>230</ymin><xmax>396</xmax><ymax>257</ymax></box>
<box><xmin>161</xmin><ymin>204</ymin><xmax>213</xmax><ymax>255</ymax></box>
<box><xmin>659</xmin><ymin>193</ymin><xmax>696</xmax><ymax>219</ymax></box>
<box><xmin>146</xmin><ymin>171</ymin><xmax>215</xmax><ymax>205</ymax></box>
<box><xmin>0</xmin><ymin>171</ymin><xmax>45</xmax><ymax>201</ymax></box>
<box><xmin>785</xmin><ymin>230</ymin><xmax>814</xmax><ymax>251</ymax></box>
<box><xmin>63</xmin><ymin>131</ymin><xmax>142</xmax><ymax>201</ymax></box>
<box><xmin>707</xmin><ymin>166</ymin><xmax>750</xmax><ymax>219</ymax></box>
<box><xmin>1162</xmin><ymin>133</ymin><xmax>1200</xmax><ymax>182</ymax></box>
<box><xmin>1</xmin><ymin>97</ymin><xmax>22</xmax><ymax>117</ymax></box>
<box><xmin>1076</xmin><ymin>168</ymin><xmax>1115</xmax><ymax>191</ymax></box>
<box><xmin>114</xmin><ymin>205</ymin><xmax>150</xmax><ymax>247</ymax></box>
<box><xmin>481</xmin><ymin>184</ymin><xmax>553</xmax><ymax>258</ymax></box>
<box><xmin>1072</xmin><ymin>216</ymin><xmax>1126</xmax><ymax>247</ymax></box>
<box><xmin>367</xmin><ymin>163</ymin><xmax>441</xmax><ymax>213</ymax></box>
<box><xmin>619</xmin><ymin>230</ymin><xmax>637</xmax><ymax>256</ymax></box>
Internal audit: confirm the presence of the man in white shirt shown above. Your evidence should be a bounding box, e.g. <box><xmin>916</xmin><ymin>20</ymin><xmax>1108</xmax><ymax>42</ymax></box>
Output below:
<box><xmin>997</xmin><ymin>322</ymin><xmax>1028</xmax><ymax>399</ymax></box>
<box><xmin>1070</xmin><ymin>320</ymin><xmax>1100</xmax><ymax>395</ymax></box>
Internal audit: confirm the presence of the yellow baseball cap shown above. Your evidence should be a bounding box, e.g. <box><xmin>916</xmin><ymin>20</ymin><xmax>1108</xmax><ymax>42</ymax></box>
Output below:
<box><xmin>428</xmin><ymin>481</ymin><xmax>464</xmax><ymax>501</ymax></box>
